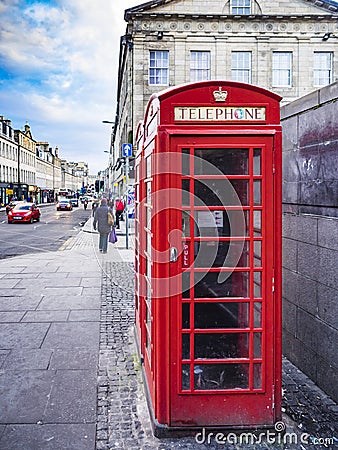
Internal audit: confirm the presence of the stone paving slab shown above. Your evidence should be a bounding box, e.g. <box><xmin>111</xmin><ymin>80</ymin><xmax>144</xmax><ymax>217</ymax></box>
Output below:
<box><xmin>0</xmin><ymin>288</ymin><xmax>38</xmax><ymax>298</ymax></box>
<box><xmin>49</xmin><ymin>348</ymin><xmax>98</xmax><ymax>370</ymax></box>
<box><xmin>82</xmin><ymin>286</ymin><xmax>101</xmax><ymax>296</ymax></box>
<box><xmin>0</xmin><ymin>370</ymin><xmax>56</xmax><ymax>423</ymax></box>
<box><xmin>37</xmin><ymin>295</ymin><xmax>100</xmax><ymax>310</ymax></box>
<box><xmin>68</xmin><ymin>309</ymin><xmax>100</xmax><ymax>321</ymax></box>
<box><xmin>0</xmin><ymin>323</ymin><xmax>50</xmax><ymax>349</ymax></box>
<box><xmin>0</xmin><ymin>311</ymin><xmax>26</xmax><ymax>322</ymax></box>
<box><xmin>41</xmin><ymin>322</ymin><xmax>100</xmax><ymax>348</ymax></box>
<box><xmin>0</xmin><ymin>279</ymin><xmax>21</xmax><ymax>289</ymax></box>
<box><xmin>19</xmin><ymin>278</ymin><xmax>83</xmax><ymax>288</ymax></box>
<box><xmin>2</xmin><ymin>272</ymin><xmax>40</xmax><ymax>279</ymax></box>
<box><xmin>42</xmin><ymin>286</ymin><xmax>84</xmax><ymax>296</ymax></box>
<box><xmin>22</xmin><ymin>310</ymin><xmax>70</xmax><ymax>322</ymax></box>
<box><xmin>0</xmin><ymin>350</ymin><xmax>10</xmax><ymax>368</ymax></box>
<box><xmin>2</xmin><ymin>348</ymin><xmax>52</xmax><ymax>370</ymax></box>
<box><xmin>20</xmin><ymin>266</ymin><xmax>60</xmax><ymax>274</ymax></box>
<box><xmin>43</xmin><ymin>369</ymin><xmax>97</xmax><ymax>423</ymax></box>
<box><xmin>0</xmin><ymin>295</ymin><xmax>42</xmax><ymax>311</ymax></box>
<box><xmin>0</xmin><ymin>266</ymin><xmax>26</xmax><ymax>274</ymax></box>
<box><xmin>36</xmin><ymin>272</ymin><xmax>82</xmax><ymax>280</ymax></box>
<box><xmin>80</xmin><ymin>277</ymin><xmax>102</xmax><ymax>287</ymax></box>
<box><xmin>0</xmin><ymin>424</ymin><xmax>96</xmax><ymax>450</ymax></box>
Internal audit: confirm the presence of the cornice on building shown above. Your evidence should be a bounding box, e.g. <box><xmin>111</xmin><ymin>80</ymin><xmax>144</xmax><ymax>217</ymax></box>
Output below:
<box><xmin>131</xmin><ymin>13</ymin><xmax>338</xmax><ymax>19</ymax></box>
<box><xmin>130</xmin><ymin>16</ymin><xmax>338</xmax><ymax>42</ymax></box>
<box><xmin>129</xmin><ymin>15</ymin><xmax>338</xmax><ymax>22</ymax></box>
<box><xmin>125</xmin><ymin>0</ymin><xmax>338</xmax><ymax>20</ymax></box>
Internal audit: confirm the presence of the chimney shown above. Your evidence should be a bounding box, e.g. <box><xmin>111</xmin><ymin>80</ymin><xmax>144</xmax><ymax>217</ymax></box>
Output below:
<box><xmin>1</xmin><ymin>118</ymin><xmax>12</xmax><ymax>127</ymax></box>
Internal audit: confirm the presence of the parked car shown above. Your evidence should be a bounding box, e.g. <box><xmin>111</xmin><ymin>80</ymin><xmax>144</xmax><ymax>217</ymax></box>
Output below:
<box><xmin>7</xmin><ymin>202</ymin><xmax>41</xmax><ymax>224</ymax></box>
<box><xmin>69</xmin><ymin>198</ymin><xmax>79</xmax><ymax>207</ymax></box>
<box><xmin>56</xmin><ymin>199</ymin><xmax>73</xmax><ymax>211</ymax></box>
<box><xmin>5</xmin><ymin>200</ymin><xmax>19</xmax><ymax>215</ymax></box>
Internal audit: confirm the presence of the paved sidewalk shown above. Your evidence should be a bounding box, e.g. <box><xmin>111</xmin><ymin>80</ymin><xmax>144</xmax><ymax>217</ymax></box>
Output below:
<box><xmin>0</xmin><ymin>219</ymin><xmax>103</xmax><ymax>449</ymax></box>
<box><xmin>0</xmin><ymin>218</ymin><xmax>337</xmax><ymax>449</ymax></box>
<box><xmin>0</xmin><ymin>217</ymin><xmax>133</xmax><ymax>449</ymax></box>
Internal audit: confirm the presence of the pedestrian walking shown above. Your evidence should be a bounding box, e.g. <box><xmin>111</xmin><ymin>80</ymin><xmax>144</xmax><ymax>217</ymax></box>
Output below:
<box><xmin>93</xmin><ymin>198</ymin><xmax>114</xmax><ymax>253</ymax></box>
<box><xmin>92</xmin><ymin>199</ymin><xmax>98</xmax><ymax>217</ymax></box>
<box><xmin>114</xmin><ymin>197</ymin><xmax>124</xmax><ymax>229</ymax></box>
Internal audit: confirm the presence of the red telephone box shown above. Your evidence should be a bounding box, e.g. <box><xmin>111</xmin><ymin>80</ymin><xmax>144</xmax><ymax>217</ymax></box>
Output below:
<box><xmin>134</xmin><ymin>81</ymin><xmax>282</xmax><ymax>434</ymax></box>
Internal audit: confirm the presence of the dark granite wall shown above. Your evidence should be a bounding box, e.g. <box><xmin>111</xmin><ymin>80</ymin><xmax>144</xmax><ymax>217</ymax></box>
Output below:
<box><xmin>281</xmin><ymin>82</ymin><xmax>338</xmax><ymax>402</ymax></box>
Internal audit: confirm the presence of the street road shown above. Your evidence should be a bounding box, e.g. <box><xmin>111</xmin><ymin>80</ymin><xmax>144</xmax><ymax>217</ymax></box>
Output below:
<box><xmin>0</xmin><ymin>203</ymin><xmax>91</xmax><ymax>259</ymax></box>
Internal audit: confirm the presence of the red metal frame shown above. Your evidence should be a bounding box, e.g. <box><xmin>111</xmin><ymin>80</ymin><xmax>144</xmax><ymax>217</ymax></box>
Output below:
<box><xmin>168</xmin><ymin>135</ymin><xmax>275</xmax><ymax>426</ymax></box>
<box><xmin>134</xmin><ymin>81</ymin><xmax>282</xmax><ymax>432</ymax></box>
<box><xmin>134</xmin><ymin>121</ymin><xmax>144</xmax><ymax>350</ymax></box>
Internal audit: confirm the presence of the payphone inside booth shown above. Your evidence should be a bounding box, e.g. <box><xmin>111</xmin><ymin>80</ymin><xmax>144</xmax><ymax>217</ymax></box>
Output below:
<box><xmin>134</xmin><ymin>81</ymin><xmax>282</xmax><ymax>434</ymax></box>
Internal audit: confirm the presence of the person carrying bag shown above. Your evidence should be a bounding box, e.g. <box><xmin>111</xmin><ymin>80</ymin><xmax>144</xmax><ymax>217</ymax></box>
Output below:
<box><xmin>108</xmin><ymin>210</ymin><xmax>117</xmax><ymax>244</ymax></box>
<box><xmin>109</xmin><ymin>226</ymin><xmax>117</xmax><ymax>244</ymax></box>
<box><xmin>93</xmin><ymin>198</ymin><xmax>114</xmax><ymax>253</ymax></box>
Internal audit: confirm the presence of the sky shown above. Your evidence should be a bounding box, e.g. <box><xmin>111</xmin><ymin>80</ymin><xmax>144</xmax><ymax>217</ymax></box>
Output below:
<box><xmin>0</xmin><ymin>0</ymin><xmax>139</xmax><ymax>175</ymax></box>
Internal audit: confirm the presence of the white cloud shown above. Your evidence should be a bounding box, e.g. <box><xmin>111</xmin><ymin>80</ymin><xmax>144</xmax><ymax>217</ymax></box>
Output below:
<box><xmin>0</xmin><ymin>0</ymin><xmax>139</xmax><ymax>174</ymax></box>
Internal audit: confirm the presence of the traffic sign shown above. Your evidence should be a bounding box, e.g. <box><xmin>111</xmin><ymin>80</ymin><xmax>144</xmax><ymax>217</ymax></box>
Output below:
<box><xmin>122</xmin><ymin>143</ymin><xmax>132</xmax><ymax>157</ymax></box>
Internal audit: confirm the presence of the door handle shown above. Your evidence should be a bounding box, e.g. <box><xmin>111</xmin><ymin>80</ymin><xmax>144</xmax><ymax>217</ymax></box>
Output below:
<box><xmin>170</xmin><ymin>247</ymin><xmax>178</xmax><ymax>262</ymax></box>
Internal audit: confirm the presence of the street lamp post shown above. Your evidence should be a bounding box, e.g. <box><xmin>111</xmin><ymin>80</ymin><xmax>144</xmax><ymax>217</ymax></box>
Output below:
<box><xmin>103</xmin><ymin>151</ymin><xmax>111</xmax><ymax>198</ymax></box>
<box><xmin>125</xmin><ymin>155</ymin><xmax>129</xmax><ymax>249</ymax></box>
<box><xmin>17</xmin><ymin>143</ymin><xmax>22</xmax><ymax>200</ymax></box>
<box><xmin>102</xmin><ymin>120</ymin><xmax>117</xmax><ymax>196</ymax></box>
<box><xmin>122</xmin><ymin>143</ymin><xmax>133</xmax><ymax>250</ymax></box>
<box><xmin>102</xmin><ymin>120</ymin><xmax>116</xmax><ymax>202</ymax></box>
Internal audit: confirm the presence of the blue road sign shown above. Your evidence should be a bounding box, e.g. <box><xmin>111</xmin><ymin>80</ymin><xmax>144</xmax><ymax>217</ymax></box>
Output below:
<box><xmin>122</xmin><ymin>143</ymin><xmax>132</xmax><ymax>157</ymax></box>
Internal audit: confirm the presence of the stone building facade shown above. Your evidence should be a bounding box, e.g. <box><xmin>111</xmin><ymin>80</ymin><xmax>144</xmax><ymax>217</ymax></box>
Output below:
<box><xmin>0</xmin><ymin>118</ymin><xmax>18</xmax><ymax>206</ymax></box>
<box><xmin>108</xmin><ymin>0</ymin><xmax>338</xmax><ymax>402</ymax></box>
<box><xmin>36</xmin><ymin>142</ymin><xmax>62</xmax><ymax>203</ymax></box>
<box><xmin>0</xmin><ymin>116</ymin><xmax>87</xmax><ymax>205</ymax></box>
<box><xmin>110</xmin><ymin>0</ymin><xmax>338</xmax><ymax>192</ymax></box>
<box><xmin>14</xmin><ymin>124</ymin><xmax>37</xmax><ymax>201</ymax></box>
<box><xmin>281</xmin><ymin>81</ymin><xmax>338</xmax><ymax>402</ymax></box>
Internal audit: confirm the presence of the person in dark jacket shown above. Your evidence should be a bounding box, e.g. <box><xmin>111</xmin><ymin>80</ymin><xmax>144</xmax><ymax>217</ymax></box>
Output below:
<box><xmin>92</xmin><ymin>199</ymin><xmax>99</xmax><ymax>217</ymax></box>
<box><xmin>93</xmin><ymin>198</ymin><xmax>114</xmax><ymax>253</ymax></box>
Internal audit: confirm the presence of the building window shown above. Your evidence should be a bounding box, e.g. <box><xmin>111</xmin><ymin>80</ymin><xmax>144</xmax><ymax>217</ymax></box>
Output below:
<box><xmin>313</xmin><ymin>52</ymin><xmax>333</xmax><ymax>86</ymax></box>
<box><xmin>272</xmin><ymin>52</ymin><xmax>292</xmax><ymax>87</ymax></box>
<box><xmin>232</xmin><ymin>0</ymin><xmax>251</xmax><ymax>14</ymax></box>
<box><xmin>149</xmin><ymin>51</ymin><xmax>169</xmax><ymax>85</ymax></box>
<box><xmin>190</xmin><ymin>51</ymin><xmax>211</xmax><ymax>82</ymax></box>
<box><xmin>231</xmin><ymin>52</ymin><xmax>252</xmax><ymax>83</ymax></box>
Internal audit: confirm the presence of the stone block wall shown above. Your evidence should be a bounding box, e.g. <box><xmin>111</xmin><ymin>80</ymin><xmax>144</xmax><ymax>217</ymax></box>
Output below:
<box><xmin>281</xmin><ymin>82</ymin><xmax>338</xmax><ymax>402</ymax></box>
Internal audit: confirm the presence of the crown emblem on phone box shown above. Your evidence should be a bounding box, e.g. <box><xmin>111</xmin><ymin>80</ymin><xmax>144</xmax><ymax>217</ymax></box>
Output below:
<box><xmin>213</xmin><ymin>86</ymin><xmax>228</xmax><ymax>102</ymax></box>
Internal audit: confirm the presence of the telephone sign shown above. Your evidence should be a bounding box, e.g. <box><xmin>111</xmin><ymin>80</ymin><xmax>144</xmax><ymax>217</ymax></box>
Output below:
<box><xmin>122</xmin><ymin>143</ymin><xmax>132</xmax><ymax>157</ymax></box>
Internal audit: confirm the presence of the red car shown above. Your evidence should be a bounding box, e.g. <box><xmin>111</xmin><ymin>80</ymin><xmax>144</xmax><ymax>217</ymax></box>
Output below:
<box><xmin>7</xmin><ymin>202</ymin><xmax>41</xmax><ymax>224</ymax></box>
